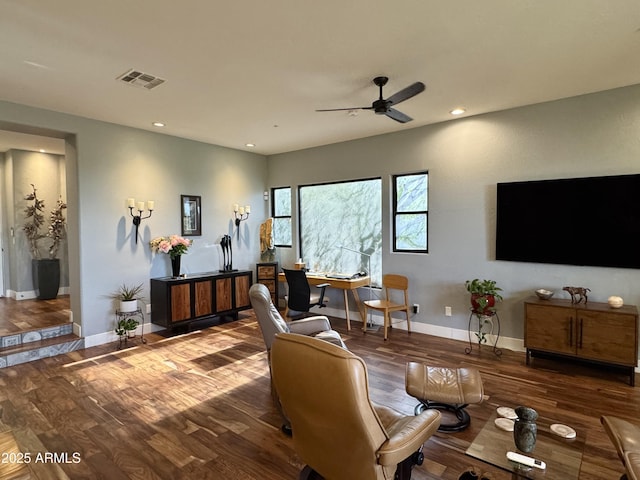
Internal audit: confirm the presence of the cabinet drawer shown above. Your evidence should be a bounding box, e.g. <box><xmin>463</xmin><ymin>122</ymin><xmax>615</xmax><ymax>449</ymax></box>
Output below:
<box><xmin>260</xmin><ymin>280</ymin><xmax>276</xmax><ymax>293</ymax></box>
<box><xmin>258</xmin><ymin>265</ymin><xmax>276</xmax><ymax>278</ymax></box>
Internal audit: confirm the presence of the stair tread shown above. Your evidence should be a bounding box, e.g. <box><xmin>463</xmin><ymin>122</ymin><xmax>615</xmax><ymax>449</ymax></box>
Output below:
<box><xmin>0</xmin><ymin>333</ymin><xmax>80</xmax><ymax>356</ymax></box>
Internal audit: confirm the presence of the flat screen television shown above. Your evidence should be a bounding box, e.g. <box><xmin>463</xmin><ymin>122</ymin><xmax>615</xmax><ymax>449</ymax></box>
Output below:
<box><xmin>495</xmin><ymin>173</ymin><xmax>640</xmax><ymax>269</ymax></box>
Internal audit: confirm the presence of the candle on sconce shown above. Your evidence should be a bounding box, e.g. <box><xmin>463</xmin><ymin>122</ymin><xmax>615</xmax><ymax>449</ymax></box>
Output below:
<box><xmin>137</xmin><ymin>201</ymin><xmax>145</xmax><ymax>212</ymax></box>
<box><xmin>147</xmin><ymin>200</ymin><xmax>155</xmax><ymax>211</ymax></box>
<box><xmin>245</xmin><ymin>205</ymin><xmax>251</xmax><ymax>214</ymax></box>
<box><xmin>233</xmin><ymin>203</ymin><xmax>239</xmax><ymax>212</ymax></box>
<box><xmin>127</xmin><ymin>198</ymin><xmax>135</xmax><ymax>208</ymax></box>
<box><xmin>238</xmin><ymin>206</ymin><xmax>245</xmax><ymax>215</ymax></box>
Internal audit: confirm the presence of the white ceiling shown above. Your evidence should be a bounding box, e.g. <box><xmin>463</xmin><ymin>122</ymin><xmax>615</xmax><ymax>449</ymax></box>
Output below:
<box><xmin>1</xmin><ymin>0</ymin><xmax>640</xmax><ymax>156</ymax></box>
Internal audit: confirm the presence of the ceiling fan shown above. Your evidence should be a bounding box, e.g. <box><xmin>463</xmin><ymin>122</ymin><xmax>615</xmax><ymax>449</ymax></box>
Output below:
<box><xmin>316</xmin><ymin>76</ymin><xmax>425</xmax><ymax>123</ymax></box>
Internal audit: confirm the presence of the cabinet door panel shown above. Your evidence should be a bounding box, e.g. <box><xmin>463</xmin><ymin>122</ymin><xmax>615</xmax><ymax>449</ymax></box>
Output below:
<box><xmin>170</xmin><ymin>283</ymin><xmax>191</xmax><ymax>322</ymax></box>
<box><xmin>194</xmin><ymin>280</ymin><xmax>213</xmax><ymax>317</ymax></box>
<box><xmin>579</xmin><ymin>310</ymin><xmax>637</xmax><ymax>365</ymax></box>
<box><xmin>235</xmin><ymin>274</ymin><xmax>251</xmax><ymax>308</ymax></box>
<box><xmin>216</xmin><ymin>278</ymin><xmax>232</xmax><ymax>312</ymax></box>
<box><xmin>525</xmin><ymin>304</ymin><xmax>575</xmax><ymax>355</ymax></box>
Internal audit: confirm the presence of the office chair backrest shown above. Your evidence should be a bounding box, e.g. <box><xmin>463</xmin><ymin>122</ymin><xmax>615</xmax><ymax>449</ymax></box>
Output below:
<box><xmin>282</xmin><ymin>268</ymin><xmax>312</xmax><ymax>312</ymax></box>
<box><xmin>271</xmin><ymin>333</ymin><xmax>391</xmax><ymax>480</ymax></box>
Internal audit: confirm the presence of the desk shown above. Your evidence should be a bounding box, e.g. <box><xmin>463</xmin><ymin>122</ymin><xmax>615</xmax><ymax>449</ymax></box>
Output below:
<box><xmin>278</xmin><ymin>272</ymin><xmax>370</xmax><ymax>331</ymax></box>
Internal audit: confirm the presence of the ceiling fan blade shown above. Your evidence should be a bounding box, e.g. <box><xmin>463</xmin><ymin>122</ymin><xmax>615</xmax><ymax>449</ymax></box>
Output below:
<box><xmin>386</xmin><ymin>82</ymin><xmax>425</xmax><ymax>106</ymax></box>
<box><xmin>316</xmin><ymin>106</ymin><xmax>372</xmax><ymax>112</ymax></box>
<box><xmin>385</xmin><ymin>108</ymin><xmax>413</xmax><ymax>123</ymax></box>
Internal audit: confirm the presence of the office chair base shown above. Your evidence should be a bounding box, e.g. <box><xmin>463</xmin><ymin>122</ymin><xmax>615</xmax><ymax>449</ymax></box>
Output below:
<box><xmin>415</xmin><ymin>401</ymin><xmax>471</xmax><ymax>432</ymax></box>
<box><xmin>394</xmin><ymin>446</ymin><xmax>424</xmax><ymax>480</ymax></box>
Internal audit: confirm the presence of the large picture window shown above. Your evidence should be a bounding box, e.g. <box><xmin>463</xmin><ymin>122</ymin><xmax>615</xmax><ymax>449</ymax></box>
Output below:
<box><xmin>271</xmin><ymin>186</ymin><xmax>292</xmax><ymax>247</ymax></box>
<box><xmin>393</xmin><ymin>172</ymin><xmax>428</xmax><ymax>253</ymax></box>
<box><xmin>299</xmin><ymin>178</ymin><xmax>382</xmax><ymax>286</ymax></box>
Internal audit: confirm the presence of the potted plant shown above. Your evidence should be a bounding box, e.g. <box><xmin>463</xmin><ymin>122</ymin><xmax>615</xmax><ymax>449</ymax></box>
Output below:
<box><xmin>23</xmin><ymin>184</ymin><xmax>67</xmax><ymax>299</ymax></box>
<box><xmin>115</xmin><ymin>317</ymin><xmax>139</xmax><ymax>339</ymax></box>
<box><xmin>464</xmin><ymin>278</ymin><xmax>503</xmax><ymax>316</ymax></box>
<box><xmin>111</xmin><ymin>283</ymin><xmax>144</xmax><ymax>313</ymax></box>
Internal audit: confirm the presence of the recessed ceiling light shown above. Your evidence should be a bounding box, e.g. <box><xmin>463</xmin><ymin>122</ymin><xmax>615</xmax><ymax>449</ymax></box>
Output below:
<box><xmin>152</xmin><ymin>122</ymin><xmax>165</xmax><ymax>127</ymax></box>
<box><xmin>245</xmin><ymin>143</ymin><xmax>256</xmax><ymax>148</ymax></box>
<box><xmin>450</xmin><ymin>108</ymin><xmax>466</xmax><ymax>115</ymax></box>
<box><xmin>39</xmin><ymin>149</ymin><xmax>46</xmax><ymax>153</ymax></box>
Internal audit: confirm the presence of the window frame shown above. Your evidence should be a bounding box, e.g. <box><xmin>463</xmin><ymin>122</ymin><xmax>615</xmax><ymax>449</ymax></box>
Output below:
<box><xmin>271</xmin><ymin>186</ymin><xmax>292</xmax><ymax>248</ymax></box>
<box><xmin>392</xmin><ymin>171</ymin><xmax>429</xmax><ymax>254</ymax></box>
<box><xmin>297</xmin><ymin>177</ymin><xmax>382</xmax><ymax>285</ymax></box>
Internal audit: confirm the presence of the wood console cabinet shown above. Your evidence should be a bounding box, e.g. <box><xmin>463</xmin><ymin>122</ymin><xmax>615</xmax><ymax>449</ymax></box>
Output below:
<box><xmin>151</xmin><ymin>270</ymin><xmax>252</xmax><ymax>330</ymax></box>
<box><xmin>256</xmin><ymin>262</ymin><xmax>278</xmax><ymax>304</ymax></box>
<box><xmin>524</xmin><ymin>297</ymin><xmax>638</xmax><ymax>385</ymax></box>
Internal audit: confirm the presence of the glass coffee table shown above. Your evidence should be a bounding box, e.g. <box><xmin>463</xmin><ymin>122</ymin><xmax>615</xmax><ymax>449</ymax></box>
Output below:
<box><xmin>466</xmin><ymin>410</ymin><xmax>584</xmax><ymax>479</ymax></box>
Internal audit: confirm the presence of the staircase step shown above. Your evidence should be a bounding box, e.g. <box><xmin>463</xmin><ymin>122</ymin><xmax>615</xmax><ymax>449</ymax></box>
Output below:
<box><xmin>0</xmin><ymin>331</ymin><xmax>84</xmax><ymax>368</ymax></box>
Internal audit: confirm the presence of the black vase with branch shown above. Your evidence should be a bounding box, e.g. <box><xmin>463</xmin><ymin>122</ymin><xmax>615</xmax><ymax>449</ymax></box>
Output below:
<box><xmin>23</xmin><ymin>184</ymin><xmax>67</xmax><ymax>299</ymax></box>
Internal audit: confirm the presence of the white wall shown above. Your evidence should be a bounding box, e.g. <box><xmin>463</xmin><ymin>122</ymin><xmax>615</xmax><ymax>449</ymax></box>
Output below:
<box><xmin>267</xmin><ymin>84</ymin><xmax>640</xmax><ymax>342</ymax></box>
<box><xmin>0</xmin><ymin>102</ymin><xmax>267</xmax><ymax>340</ymax></box>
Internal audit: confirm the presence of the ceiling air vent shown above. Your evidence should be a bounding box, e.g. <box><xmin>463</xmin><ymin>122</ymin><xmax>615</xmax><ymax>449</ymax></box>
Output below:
<box><xmin>116</xmin><ymin>69</ymin><xmax>165</xmax><ymax>90</ymax></box>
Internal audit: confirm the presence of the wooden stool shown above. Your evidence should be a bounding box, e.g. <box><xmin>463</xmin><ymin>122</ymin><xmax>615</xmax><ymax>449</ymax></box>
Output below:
<box><xmin>405</xmin><ymin>362</ymin><xmax>483</xmax><ymax>432</ymax></box>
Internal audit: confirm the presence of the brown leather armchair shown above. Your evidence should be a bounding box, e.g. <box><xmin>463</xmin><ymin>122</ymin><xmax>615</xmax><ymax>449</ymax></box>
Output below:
<box><xmin>601</xmin><ymin>415</ymin><xmax>640</xmax><ymax>480</ymax></box>
<box><xmin>271</xmin><ymin>332</ymin><xmax>441</xmax><ymax>480</ymax></box>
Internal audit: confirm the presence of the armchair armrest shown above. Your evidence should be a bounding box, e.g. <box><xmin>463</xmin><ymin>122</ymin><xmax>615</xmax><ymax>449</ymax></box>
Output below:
<box><xmin>374</xmin><ymin>403</ymin><xmax>441</xmax><ymax>467</ymax></box>
<box><xmin>287</xmin><ymin>315</ymin><xmax>332</xmax><ymax>335</ymax></box>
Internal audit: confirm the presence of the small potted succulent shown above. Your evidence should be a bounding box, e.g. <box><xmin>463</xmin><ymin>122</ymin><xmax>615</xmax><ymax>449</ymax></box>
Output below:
<box><xmin>111</xmin><ymin>283</ymin><xmax>144</xmax><ymax>313</ymax></box>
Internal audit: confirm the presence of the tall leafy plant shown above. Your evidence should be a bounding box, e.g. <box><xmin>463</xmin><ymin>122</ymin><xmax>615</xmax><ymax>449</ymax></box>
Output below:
<box><xmin>23</xmin><ymin>184</ymin><xmax>67</xmax><ymax>259</ymax></box>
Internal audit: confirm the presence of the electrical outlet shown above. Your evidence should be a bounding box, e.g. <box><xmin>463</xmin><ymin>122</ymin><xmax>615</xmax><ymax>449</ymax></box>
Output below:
<box><xmin>413</xmin><ymin>304</ymin><xmax>419</xmax><ymax>314</ymax></box>
<box><xmin>445</xmin><ymin>306</ymin><xmax>452</xmax><ymax>317</ymax></box>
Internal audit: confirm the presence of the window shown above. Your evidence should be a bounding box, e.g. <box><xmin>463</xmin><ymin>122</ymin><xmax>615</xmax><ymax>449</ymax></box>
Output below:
<box><xmin>271</xmin><ymin>187</ymin><xmax>291</xmax><ymax>247</ymax></box>
<box><xmin>393</xmin><ymin>172</ymin><xmax>428</xmax><ymax>253</ymax></box>
<box><xmin>299</xmin><ymin>178</ymin><xmax>382</xmax><ymax>286</ymax></box>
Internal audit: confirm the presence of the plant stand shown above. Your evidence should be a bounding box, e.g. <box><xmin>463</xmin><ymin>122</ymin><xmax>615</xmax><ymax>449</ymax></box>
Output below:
<box><xmin>115</xmin><ymin>307</ymin><xmax>146</xmax><ymax>349</ymax></box>
<box><xmin>465</xmin><ymin>310</ymin><xmax>502</xmax><ymax>357</ymax></box>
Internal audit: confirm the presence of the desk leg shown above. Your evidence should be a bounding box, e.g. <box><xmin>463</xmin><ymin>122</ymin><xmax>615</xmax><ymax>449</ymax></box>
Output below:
<box><xmin>351</xmin><ymin>288</ymin><xmax>365</xmax><ymax>324</ymax></box>
<box><xmin>343</xmin><ymin>290</ymin><xmax>351</xmax><ymax>331</ymax></box>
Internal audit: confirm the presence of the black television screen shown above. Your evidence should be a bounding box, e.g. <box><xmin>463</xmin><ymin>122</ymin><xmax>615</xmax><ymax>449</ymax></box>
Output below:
<box><xmin>496</xmin><ymin>174</ymin><xmax>640</xmax><ymax>269</ymax></box>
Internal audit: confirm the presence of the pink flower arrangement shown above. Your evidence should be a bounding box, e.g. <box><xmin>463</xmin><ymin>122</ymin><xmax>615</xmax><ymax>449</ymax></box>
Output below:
<box><xmin>150</xmin><ymin>235</ymin><xmax>192</xmax><ymax>259</ymax></box>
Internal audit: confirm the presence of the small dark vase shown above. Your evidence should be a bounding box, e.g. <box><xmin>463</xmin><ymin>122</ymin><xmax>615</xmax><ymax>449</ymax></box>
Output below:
<box><xmin>514</xmin><ymin>406</ymin><xmax>538</xmax><ymax>453</ymax></box>
<box><xmin>171</xmin><ymin>255</ymin><xmax>181</xmax><ymax>278</ymax></box>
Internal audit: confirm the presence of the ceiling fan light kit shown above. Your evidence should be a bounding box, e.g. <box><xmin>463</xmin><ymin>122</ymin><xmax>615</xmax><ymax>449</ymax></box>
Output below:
<box><xmin>317</xmin><ymin>76</ymin><xmax>425</xmax><ymax>123</ymax></box>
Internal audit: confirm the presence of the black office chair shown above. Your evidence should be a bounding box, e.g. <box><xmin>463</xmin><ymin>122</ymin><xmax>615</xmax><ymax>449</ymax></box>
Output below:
<box><xmin>282</xmin><ymin>268</ymin><xmax>330</xmax><ymax>318</ymax></box>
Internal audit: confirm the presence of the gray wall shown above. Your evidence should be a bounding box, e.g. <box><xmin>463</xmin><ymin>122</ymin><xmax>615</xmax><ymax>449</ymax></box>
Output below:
<box><xmin>267</xmin><ymin>84</ymin><xmax>640</xmax><ymax>344</ymax></box>
<box><xmin>0</xmin><ymin>101</ymin><xmax>267</xmax><ymax>341</ymax></box>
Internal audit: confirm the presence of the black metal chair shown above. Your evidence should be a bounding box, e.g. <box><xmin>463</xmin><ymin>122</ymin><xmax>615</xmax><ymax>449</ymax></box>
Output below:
<box><xmin>282</xmin><ymin>268</ymin><xmax>330</xmax><ymax>318</ymax></box>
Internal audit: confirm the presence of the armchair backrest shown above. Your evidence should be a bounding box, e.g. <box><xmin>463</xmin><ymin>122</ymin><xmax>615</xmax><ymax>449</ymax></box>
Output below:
<box><xmin>271</xmin><ymin>332</ymin><xmax>390</xmax><ymax>480</ymax></box>
<box><xmin>249</xmin><ymin>283</ymin><xmax>289</xmax><ymax>351</ymax></box>
<box><xmin>282</xmin><ymin>268</ymin><xmax>312</xmax><ymax>312</ymax></box>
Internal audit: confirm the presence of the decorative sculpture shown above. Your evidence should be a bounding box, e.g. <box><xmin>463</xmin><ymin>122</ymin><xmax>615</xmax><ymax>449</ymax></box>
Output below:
<box><xmin>259</xmin><ymin>218</ymin><xmax>276</xmax><ymax>262</ymax></box>
<box><xmin>562</xmin><ymin>286</ymin><xmax>590</xmax><ymax>304</ymax></box>
<box><xmin>219</xmin><ymin>234</ymin><xmax>235</xmax><ymax>272</ymax></box>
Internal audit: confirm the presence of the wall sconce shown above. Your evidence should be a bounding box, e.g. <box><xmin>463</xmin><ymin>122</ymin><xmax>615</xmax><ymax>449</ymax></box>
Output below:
<box><xmin>127</xmin><ymin>198</ymin><xmax>154</xmax><ymax>244</ymax></box>
<box><xmin>233</xmin><ymin>203</ymin><xmax>250</xmax><ymax>227</ymax></box>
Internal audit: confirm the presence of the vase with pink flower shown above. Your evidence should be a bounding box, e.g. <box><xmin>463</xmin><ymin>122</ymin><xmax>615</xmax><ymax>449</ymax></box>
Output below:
<box><xmin>150</xmin><ymin>234</ymin><xmax>193</xmax><ymax>277</ymax></box>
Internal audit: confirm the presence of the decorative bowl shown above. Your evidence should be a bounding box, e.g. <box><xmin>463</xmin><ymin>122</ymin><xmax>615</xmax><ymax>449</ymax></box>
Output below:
<box><xmin>535</xmin><ymin>289</ymin><xmax>554</xmax><ymax>300</ymax></box>
<box><xmin>608</xmin><ymin>296</ymin><xmax>624</xmax><ymax>308</ymax></box>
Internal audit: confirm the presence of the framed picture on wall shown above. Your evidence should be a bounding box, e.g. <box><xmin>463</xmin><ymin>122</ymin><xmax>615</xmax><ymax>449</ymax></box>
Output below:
<box><xmin>181</xmin><ymin>195</ymin><xmax>201</xmax><ymax>236</ymax></box>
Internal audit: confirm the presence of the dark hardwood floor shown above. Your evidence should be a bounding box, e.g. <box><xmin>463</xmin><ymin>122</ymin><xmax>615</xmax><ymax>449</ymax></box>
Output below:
<box><xmin>0</xmin><ymin>296</ymin><xmax>71</xmax><ymax>335</ymax></box>
<box><xmin>0</xmin><ymin>308</ymin><xmax>636</xmax><ymax>479</ymax></box>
